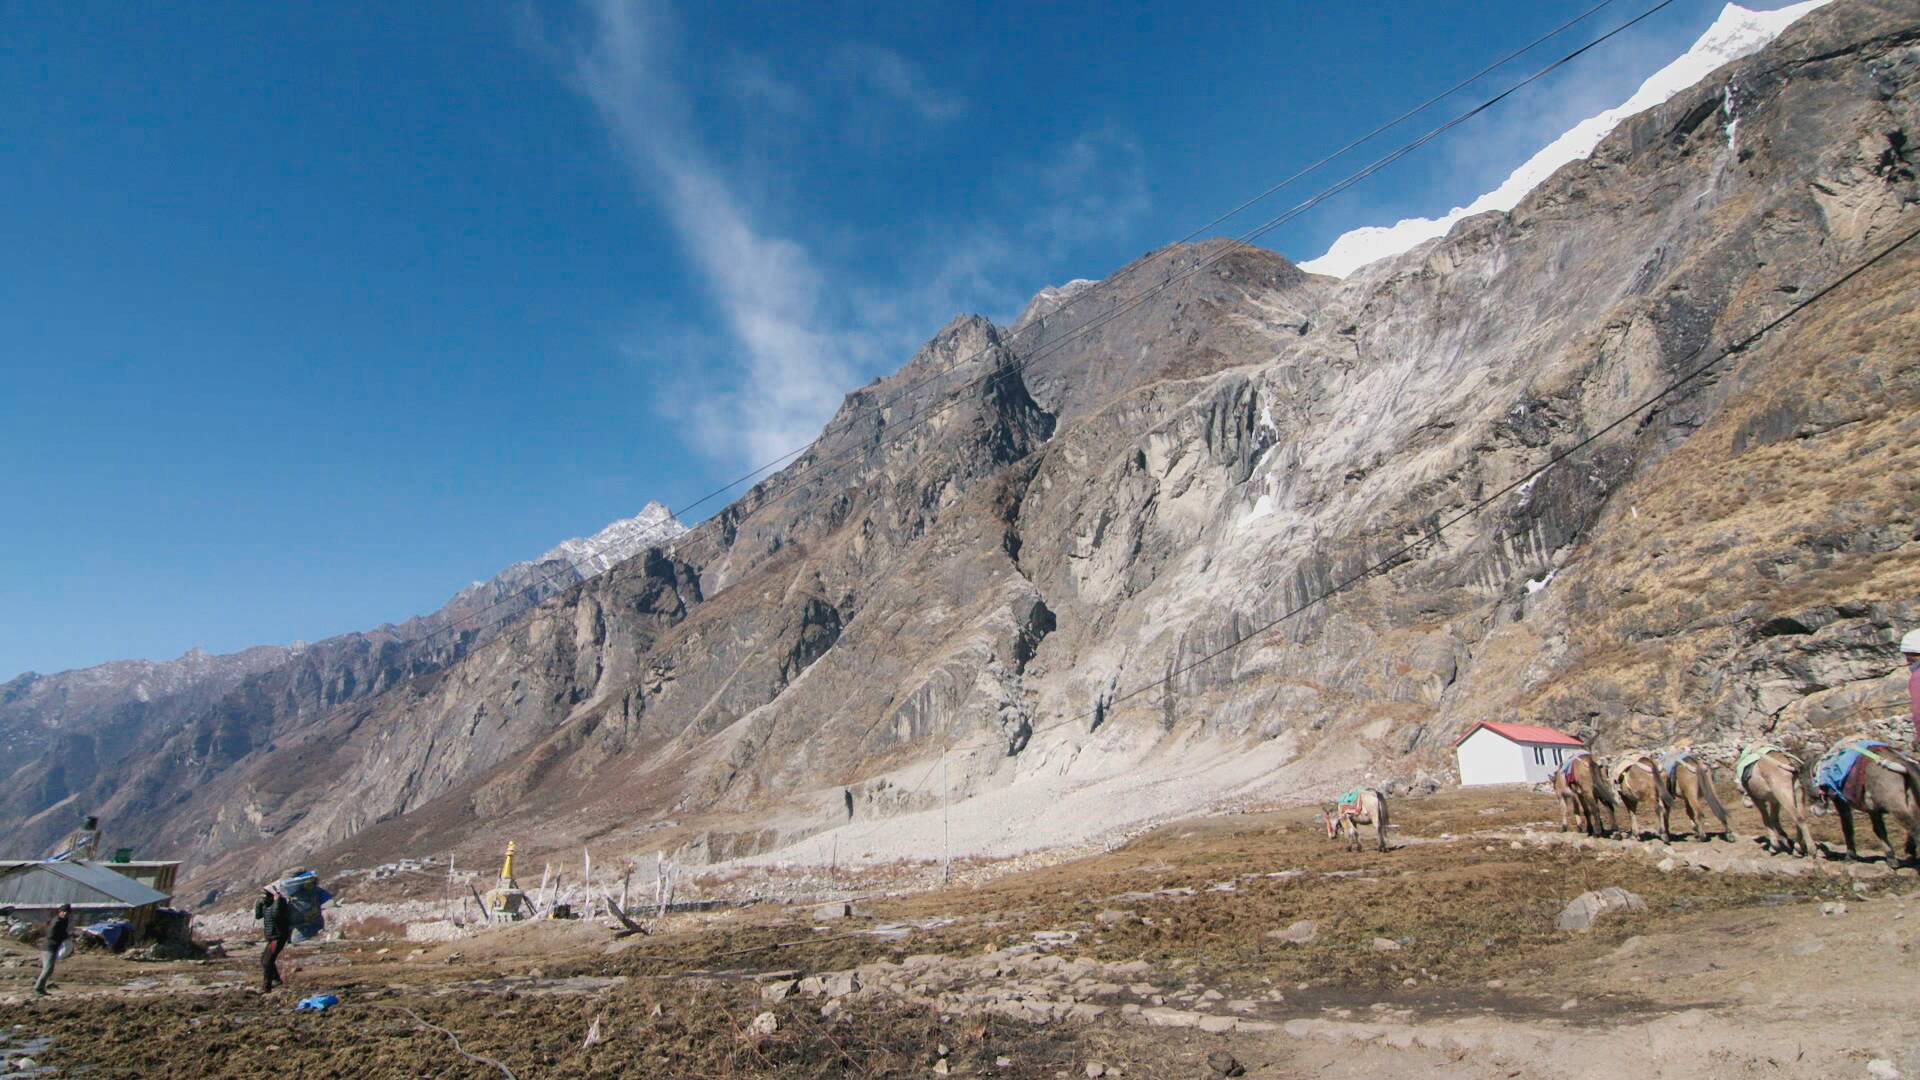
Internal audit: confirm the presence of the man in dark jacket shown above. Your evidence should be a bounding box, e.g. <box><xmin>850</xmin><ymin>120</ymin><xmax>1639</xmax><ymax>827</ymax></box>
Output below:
<box><xmin>255</xmin><ymin>887</ymin><xmax>292</xmax><ymax>993</ymax></box>
<box><xmin>34</xmin><ymin>903</ymin><xmax>71</xmax><ymax>996</ymax></box>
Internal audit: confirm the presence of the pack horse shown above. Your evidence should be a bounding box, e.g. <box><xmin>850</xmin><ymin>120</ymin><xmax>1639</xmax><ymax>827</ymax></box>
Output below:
<box><xmin>1811</xmin><ymin>738</ymin><xmax>1920</xmax><ymax>864</ymax></box>
<box><xmin>1324</xmin><ymin>788</ymin><xmax>1390</xmax><ymax>852</ymax></box>
<box><xmin>1554</xmin><ymin>752</ymin><xmax>1622</xmax><ymax>837</ymax></box>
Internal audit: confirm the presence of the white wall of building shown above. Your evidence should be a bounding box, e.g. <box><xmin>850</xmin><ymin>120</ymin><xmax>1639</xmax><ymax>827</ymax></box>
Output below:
<box><xmin>1456</xmin><ymin>728</ymin><xmax>1576</xmax><ymax>785</ymax></box>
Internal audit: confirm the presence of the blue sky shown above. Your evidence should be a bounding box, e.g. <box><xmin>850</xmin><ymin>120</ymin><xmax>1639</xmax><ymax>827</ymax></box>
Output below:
<box><xmin>1</xmin><ymin>0</ymin><xmax>1793</xmax><ymax>676</ymax></box>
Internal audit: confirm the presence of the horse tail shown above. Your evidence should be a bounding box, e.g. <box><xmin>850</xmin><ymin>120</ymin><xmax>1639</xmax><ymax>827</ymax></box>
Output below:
<box><xmin>1791</xmin><ymin>757</ymin><xmax>1821</xmax><ymax>818</ymax></box>
<box><xmin>1899</xmin><ymin>751</ymin><xmax>1920</xmax><ymax>817</ymax></box>
<box><xmin>1593</xmin><ymin>762</ymin><xmax>1621</xmax><ymax>810</ymax></box>
<box><xmin>1698</xmin><ymin>762</ymin><xmax>1731</xmax><ymax>823</ymax></box>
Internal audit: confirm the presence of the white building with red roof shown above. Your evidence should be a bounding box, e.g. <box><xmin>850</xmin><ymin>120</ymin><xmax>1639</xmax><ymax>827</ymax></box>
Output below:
<box><xmin>1454</xmin><ymin>721</ymin><xmax>1587</xmax><ymax>786</ymax></box>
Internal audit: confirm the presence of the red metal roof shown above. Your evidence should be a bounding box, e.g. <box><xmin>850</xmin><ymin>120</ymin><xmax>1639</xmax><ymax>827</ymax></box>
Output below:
<box><xmin>1454</xmin><ymin>721</ymin><xmax>1585</xmax><ymax>749</ymax></box>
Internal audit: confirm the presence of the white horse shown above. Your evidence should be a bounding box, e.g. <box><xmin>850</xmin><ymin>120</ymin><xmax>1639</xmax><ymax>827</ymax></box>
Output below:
<box><xmin>1322</xmin><ymin>788</ymin><xmax>1390</xmax><ymax>852</ymax></box>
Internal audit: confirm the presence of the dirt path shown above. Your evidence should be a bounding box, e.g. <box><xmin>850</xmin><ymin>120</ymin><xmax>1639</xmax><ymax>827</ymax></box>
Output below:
<box><xmin>0</xmin><ymin>788</ymin><xmax>1913</xmax><ymax>1078</ymax></box>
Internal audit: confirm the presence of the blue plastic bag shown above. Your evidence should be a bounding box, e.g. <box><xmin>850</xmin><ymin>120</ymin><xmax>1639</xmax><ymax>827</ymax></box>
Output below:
<box><xmin>296</xmin><ymin>994</ymin><xmax>340</xmax><ymax>1012</ymax></box>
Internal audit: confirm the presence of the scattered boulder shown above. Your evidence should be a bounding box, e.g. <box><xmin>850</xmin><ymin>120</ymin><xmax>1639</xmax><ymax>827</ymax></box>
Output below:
<box><xmin>749</xmin><ymin>1012</ymin><xmax>778</xmax><ymax>1037</ymax></box>
<box><xmin>1866</xmin><ymin>1059</ymin><xmax>1900</xmax><ymax>1079</ymax></box>
<box><xmin>1085</xmin><ymin>1063</ymin><xmax>1108</xmax><ymax>1078</ymax></box>
<box><xmin>823</xmin><ymin>971</ymin><xmax>862</xmax><ymax>999</ymax></box>
<box><xmin>1371</xmin><ymin>938</ymin><xmax>1402</xmax><ymax>952</ymax></box>
<box><xmin>1821</xmin><ymin>902</ymin><xmax>1849</xmax><ymax>916</ymax></box>
<box><xmin>1267</xmin><ymin>920</ymin><xmax>1316</xmax><ymax>944</ymax></box>
<box><xmin>1095</xmin><ymin>910</ymin><xmax>1132</xmax><ymax>926</ymax></box>
<box><xmin>814</xmin><ymin>901</ymin><xmax>852</xmax><ymax>921</ymax></box>
<box><xmin>1556</xmin><ymin>888</ymin><xmax>1646</xmax><ymax>932</ymax></box>
<box><xmin>1139</xmin><ymin>1007</ymin><xmax>1205</xmax><ymax>1028</ymax></box>
<box><xmin>761</xmin><ymin>979</ymin><xmax>800</xmax><ymax>1003</ymax></box>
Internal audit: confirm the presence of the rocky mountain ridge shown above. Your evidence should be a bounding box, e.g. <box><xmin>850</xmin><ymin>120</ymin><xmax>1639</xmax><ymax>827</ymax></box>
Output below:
<box><xmin>8</xmin><ymin>0</ymin><xmax>1918</xmax><ymax>897</ymax></box>
<box><xmin>0</xmin><ymin>503</ymin><xmax>684</xmax><ymax>857</ymax></box>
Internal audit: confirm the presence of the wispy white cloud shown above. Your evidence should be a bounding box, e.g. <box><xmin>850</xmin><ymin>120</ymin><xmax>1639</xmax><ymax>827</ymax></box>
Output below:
<box><xmin>722</xmin><ymin>52</ymin><xmax>810</xmax><ymax>120</ymax></box>
<box><xmin>573</xmin><ymin>0</ymin><xmax>857</xmax><ymax>464</ymax></box>
<box><xmin>566</xmin><ymin>0</ymin><xmax>1148</xmax><ymax>471</ymax></box>
<box><xmin>1027</xmin><ymin>128</ymin><xmax>1150</xmax><ymax>260</ymax></box>
<box><xmin>832</xmin><ymin>43</ymin><xmax>966</xmax><ymax>123</ymax></box>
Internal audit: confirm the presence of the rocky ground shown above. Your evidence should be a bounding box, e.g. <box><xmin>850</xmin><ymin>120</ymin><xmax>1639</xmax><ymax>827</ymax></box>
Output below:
<box><xmin>1</xmin><ymin>786</ymin><xmax>1914</xmax><ymax>1079</ymax></box>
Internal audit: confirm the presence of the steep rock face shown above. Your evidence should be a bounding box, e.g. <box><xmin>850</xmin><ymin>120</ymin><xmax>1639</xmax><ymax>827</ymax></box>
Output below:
<box><xmin>17</xmin><ymin>1</ymin><xmax>1920</xmax><ymax>891</ymax></box>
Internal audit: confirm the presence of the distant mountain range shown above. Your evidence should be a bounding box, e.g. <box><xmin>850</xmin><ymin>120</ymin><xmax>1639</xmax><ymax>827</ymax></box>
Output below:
<box><xmin>0</xmin><ymin>503</ymin><xmax>684</xmax><ymax>856</ymax></box>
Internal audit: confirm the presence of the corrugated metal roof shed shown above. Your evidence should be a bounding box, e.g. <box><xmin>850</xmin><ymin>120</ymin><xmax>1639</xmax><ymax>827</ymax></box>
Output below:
<box><xmin>0</xmin><ymin>861</ymin><xmax>170</xmax><ymax>908</ymax></box>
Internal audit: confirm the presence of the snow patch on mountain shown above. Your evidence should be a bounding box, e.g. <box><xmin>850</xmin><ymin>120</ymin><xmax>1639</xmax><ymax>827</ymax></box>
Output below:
<box><xmin>1012</xmin><ymin>279</ymin><xmax>1100</xmax><ymax>333</ymax></box>
<box><xmin>447</xmin><ymin>501</ymin><xmax>688</xmax><ymax>603</ymax></box>
<box><xmin>537</xmin><ymin>501</ymin><xmax>687</xmax><ymax>574</ymax></box>
<box><xmin>1298</xmin><ymin>1</ymin><xmax>1831</xmax><ymax>278</ymax></box>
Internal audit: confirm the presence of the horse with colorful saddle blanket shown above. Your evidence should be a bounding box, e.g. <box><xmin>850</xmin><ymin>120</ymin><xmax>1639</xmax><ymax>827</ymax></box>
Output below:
<box><xmin>1810</xmin><ymin>738</ymin><xmax>1920</xmax><ymax>864</ymax></box>
<box><xmin>1322</xmin><ymin>788</ymin><xmax>1390</xmax><ymax>852</ymax></box>
<box><xmin>1814</xmin><ymin>739</ymin><xmax>1900</xmax><ymax>807</ymax></box>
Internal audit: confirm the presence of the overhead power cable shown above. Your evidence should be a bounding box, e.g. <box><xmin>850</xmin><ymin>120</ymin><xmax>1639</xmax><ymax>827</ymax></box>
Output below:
<box><xmin>415</xmin><ymin>0</ymin><xmax>1673</xmax><ymax>653</ymax></box>
<box><xmin>664</xmin><ymin>0</ymin><xmax>1681</xmax><ymax>569</ymax></box>
<box><xmin>663</xmin><ymin>0</ymin><xmax>1630</xmax><ymax>524</ymax></box>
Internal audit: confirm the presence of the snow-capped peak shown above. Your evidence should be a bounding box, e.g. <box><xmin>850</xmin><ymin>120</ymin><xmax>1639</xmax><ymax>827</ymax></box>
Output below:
<box><xmin>537</xmin><ymin>501</ymin><xmax>687</xmax><ymax>574</ymax></box>
<box><xmin>1012</xmin><ymin>279</ymin><xmax>1100</xmax><ymax>333</ymax></box>
<box><xmin>1298</xmin><ymin>1</ymin><xmax>1831</xmax><ymax>278</ymax></box>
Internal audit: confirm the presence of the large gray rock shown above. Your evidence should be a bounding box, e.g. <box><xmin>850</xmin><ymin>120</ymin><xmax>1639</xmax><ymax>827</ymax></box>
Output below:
<box><xmin>1267</xmin><ymin>920</ymin><xmax>1316</xmax><ymax>944</ymax></box>
<box><xmin>1557</xmin><ymin>888</ymin><xmax>1648</xmax><ymax>932</ymax></box>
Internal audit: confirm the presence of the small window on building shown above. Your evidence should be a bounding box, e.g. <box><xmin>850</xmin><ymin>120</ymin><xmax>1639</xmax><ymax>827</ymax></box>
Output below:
<box><xmin>1534</xmin><ymin>746</ymin><xmax>1545</xmax><ymax>765</ymax></box>
<box><xmin>1553</xmin><ymin>748</ymin><xmax>1565</xmax><ymax>765</ymax></box>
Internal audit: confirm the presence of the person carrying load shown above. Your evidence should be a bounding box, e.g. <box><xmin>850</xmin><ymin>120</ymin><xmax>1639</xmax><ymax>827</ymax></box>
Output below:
<box><xmin>255</xmin><ymin>868</ymin><xmax>331</xmax><ymax>993</ymax></box>
<box><xmin>255</xmin><ymin>887</ymin><xmax>292</xmax><ymax>993</ymax></box>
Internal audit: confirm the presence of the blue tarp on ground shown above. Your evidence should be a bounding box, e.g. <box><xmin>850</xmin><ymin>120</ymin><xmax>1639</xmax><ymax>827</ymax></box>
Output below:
<box><xmin>77</xmin><ymin>919</ymin><xmax>132</xmax><ymax>951</ymax></box>
<box><xmin>295</xmin><ymin>994</ymin><xmax>339</xmax><ymax>1012</ymax></box>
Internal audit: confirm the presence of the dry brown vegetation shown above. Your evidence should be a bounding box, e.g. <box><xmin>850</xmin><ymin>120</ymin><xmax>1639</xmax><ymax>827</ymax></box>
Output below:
<box><xmin>4</xmin><ymin>788</ymin><xmax>1902</xmax><ymax>1079</ymax></box>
